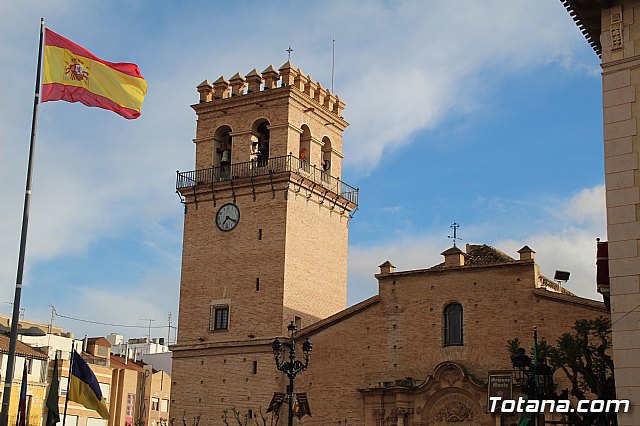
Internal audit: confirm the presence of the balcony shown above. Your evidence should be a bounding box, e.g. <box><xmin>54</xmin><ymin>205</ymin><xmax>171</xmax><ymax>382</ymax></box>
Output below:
<box><xmin>176</xmin><ymin>154</ymin><xmax>359</xmax><ymax>206</ymax></box>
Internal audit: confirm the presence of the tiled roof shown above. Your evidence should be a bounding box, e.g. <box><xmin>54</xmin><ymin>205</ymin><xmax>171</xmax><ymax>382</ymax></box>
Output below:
<box><xmin>431</xmin><ymin>244</ymin><xmax>515</xmax><ymax>269</ymax></box>
<box><xmin>0</xmin><ymin>334</ymin><xmax>48</xmax><ymax>360</ymax></box>
<box><xmin>110</xmin><ymin>354</ymin><xmax>145</xmax><ymax>371</ymax></box>
<box><xmin>87</xmin><ymin>337</ymin><xmax>111</xmax><ymax>347</ymax></box>
<box><xmin>465</xmin><ymin>244</ymin><xmax>515</xmax><ymax>265</ymax></box>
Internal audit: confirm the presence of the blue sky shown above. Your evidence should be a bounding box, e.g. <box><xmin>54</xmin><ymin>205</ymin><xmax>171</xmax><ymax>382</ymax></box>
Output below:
<box><xmin>1</xmin><ymin>1</ymin><xmax>605</xmax><ymax>340</ymax></box>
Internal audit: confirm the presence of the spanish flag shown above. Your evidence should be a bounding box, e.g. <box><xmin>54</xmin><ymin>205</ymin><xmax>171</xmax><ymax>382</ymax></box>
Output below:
<box><xmin>68</xmin><ymin>350</ymin><xmax>109</xmax><ymax>419</ymax></box>
<box><xmin>42</xmin><ymin>29</ymin><xmax>147</xmax><ymax>119</ymax></box>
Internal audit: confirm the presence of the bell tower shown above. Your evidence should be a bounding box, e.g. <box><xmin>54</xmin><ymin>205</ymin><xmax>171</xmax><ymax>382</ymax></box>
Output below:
<box><xmin>171</xmin><ymin>62</ymin><xmax>357</xmax><ymax>420</ymax></box>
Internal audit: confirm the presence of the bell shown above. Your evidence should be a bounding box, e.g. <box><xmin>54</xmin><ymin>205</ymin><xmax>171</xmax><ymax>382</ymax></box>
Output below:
<box><xmin>221</xmin><ymin>150</ymin><xmax>231</xmax><ymax>164</ymax></box>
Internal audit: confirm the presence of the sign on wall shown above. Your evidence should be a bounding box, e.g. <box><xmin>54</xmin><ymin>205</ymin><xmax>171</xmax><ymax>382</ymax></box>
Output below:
<box><xmin>487</xmin><ymin>371</ymin><xmax>513</xmax><ymax>412</ymax></box>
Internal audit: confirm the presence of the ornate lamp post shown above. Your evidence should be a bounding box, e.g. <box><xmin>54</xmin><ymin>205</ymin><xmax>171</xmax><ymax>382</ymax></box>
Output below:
<box><xmin>510</xmin><ymin>328</ymin><xmax>552</xmax><ymax>426</ymax></box>
<box><xmin>272</xmin><ymin>321</ymin><xmax>312</xmax><ymax>426</ymax></box>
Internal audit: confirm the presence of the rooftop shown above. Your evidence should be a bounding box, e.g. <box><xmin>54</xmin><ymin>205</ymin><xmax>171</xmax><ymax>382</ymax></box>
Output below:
<box><xmin>0</xmin><ymin>334</ymin><xmax>48</xmax><ymax>360</ymax></box>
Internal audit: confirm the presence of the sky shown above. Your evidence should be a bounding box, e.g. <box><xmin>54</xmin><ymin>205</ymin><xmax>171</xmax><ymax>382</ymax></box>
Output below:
<box><xmin>0</xmin><ymin>1</ymin><xmax>606</xmax><ymax>341</ymax></box>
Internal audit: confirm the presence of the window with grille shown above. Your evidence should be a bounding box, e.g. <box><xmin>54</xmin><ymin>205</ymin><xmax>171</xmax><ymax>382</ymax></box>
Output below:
<box><xmin>210</xmin><ymin>305</ymin><xmax>229</xmax><ymax>331</ymax></box>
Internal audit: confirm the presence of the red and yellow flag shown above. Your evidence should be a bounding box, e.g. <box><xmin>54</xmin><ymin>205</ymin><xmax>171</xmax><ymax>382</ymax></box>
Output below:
<box><xmin>42</xmin><ymin>29</ymin><xmax>147</xmax><ymax>119</ymax></box>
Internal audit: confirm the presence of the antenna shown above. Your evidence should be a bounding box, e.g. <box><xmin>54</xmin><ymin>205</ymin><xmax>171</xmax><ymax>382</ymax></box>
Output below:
<box><xmin>331</xmin><ymin>37</ymin><xmax>335</xmax><ymax>92</ymax></box>
<box><xmin>447</xmin><ymin>222</ymin><xmax>461</xmax><ymax>247</ymax></box>
<box><xmin>139</xmin><ymin>318</ymin><xmax>155</xmax><ymax>340</ymax></box>
<box><xmin>167</xmin><ymin>312</ymin><xmax>173</xmax><ymax>345</ymax></box>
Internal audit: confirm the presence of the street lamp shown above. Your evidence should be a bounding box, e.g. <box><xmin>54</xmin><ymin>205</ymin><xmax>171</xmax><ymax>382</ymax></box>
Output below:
<box><xmin>272</xmin><ymin>321</ymin><xmax>312</xmax><ymax>426</ymax></box>
<box><xmin>510</xmin><ymin>328</ymin><xmax>552</xmax><ymax>426</ymax></box>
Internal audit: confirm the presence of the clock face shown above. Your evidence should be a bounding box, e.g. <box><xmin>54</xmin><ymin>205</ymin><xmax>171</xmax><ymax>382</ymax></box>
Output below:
<box><xmin>216</xmin><ymin>203</ymin><xmax>240</xmax><ymax>232</ymax></box>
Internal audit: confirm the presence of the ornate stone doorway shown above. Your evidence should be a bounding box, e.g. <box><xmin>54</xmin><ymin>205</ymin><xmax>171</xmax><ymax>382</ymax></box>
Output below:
<box><xmin>361</xmin><ymin>362</ymin><xmax>494</xmax><ymax>426</ymax></box>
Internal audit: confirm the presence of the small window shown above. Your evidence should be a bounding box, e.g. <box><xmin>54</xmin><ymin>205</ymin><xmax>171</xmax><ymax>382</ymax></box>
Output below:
<box><xmin>99</xmin><ymin>383</ymin><xmax>110</xmax><ymax>402</ymax></box>
<box><xmin>256</xmin><ymin>278</ymin><xmax>260</xmax><ymax>291</ymax></box>
<box><xmin>61</xmin><ymin>415</ymin><xmax>78</xmax><ymax>426</ymax></box>
<box><xmin>60</xmin><ymin>377</ymin><xmax>69</xmax><ymax>396</ymax></box>
<box><xmin>444</xmin><ymin>303</ymin><xmax>463</xmax><ymax>346</ymax></box>
<box><xmin>161</xmin><ymin>399</ymin><xmax>169</xmax><ymax>412</ymax></box>
<box><xmin>151</xmin><ymin>397</ymin><xmax>159</xmax><ymax>411</ymax></box>
<box><xmin>126</xmin><ymin>393</ymin><xmax>136</xmax><ymax>416</ymax></box>
<box><xmin>252</xmin><ymin>361</ymin><xmax>258</xmax><ymax>374</ymax></box>
<box><xmin>294</xmin><ymin>316</ymin><xmax>302</xmax><ymax>330</ymax></box>
<box><xmin>210</xmin><ymin>305</ymin><xmax>229</xmax><ymax>331</ymax></box>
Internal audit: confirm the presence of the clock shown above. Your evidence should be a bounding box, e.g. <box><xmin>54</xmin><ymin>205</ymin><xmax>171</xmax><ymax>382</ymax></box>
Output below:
<box><xmin>216</xmin><ymin>203</ymin><xmax>240</xmax><ymax>232</ymax></box>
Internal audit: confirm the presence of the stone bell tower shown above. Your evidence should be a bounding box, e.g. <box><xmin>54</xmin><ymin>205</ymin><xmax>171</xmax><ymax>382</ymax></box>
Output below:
<box><xmin>170</xmin><ymin>62</ymin><xmax>358</xmax><ymax>421</ymax></box>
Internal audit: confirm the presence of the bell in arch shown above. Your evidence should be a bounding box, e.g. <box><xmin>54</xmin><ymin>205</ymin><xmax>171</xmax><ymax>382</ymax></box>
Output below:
<box><xmin>221</xmin><ymin>149</ymin><xmax>231</xmax><ymax>164</ymax></box>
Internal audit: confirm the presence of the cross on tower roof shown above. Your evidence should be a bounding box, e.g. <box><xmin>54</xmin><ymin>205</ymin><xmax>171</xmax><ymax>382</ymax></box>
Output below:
<box><xmin>286</xmin><ymin>46</ymin><xmax>293</xmax><ymax>60</ymax></box>
<box><xmin>447</xmin><ymin>222</ymin><xmax>461</xmax><ymax>247</ymax></box>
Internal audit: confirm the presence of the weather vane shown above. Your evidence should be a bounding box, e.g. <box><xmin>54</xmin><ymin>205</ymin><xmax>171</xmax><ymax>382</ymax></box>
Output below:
<box><xmin>447</xmin><ymin>222</ymin><xmax>461</xmax><ymax>247</ymax></box>
<box><xmin>286</xmin><ymin>46</ymin><xmax>293</xmax><ymax>60</ymax></box>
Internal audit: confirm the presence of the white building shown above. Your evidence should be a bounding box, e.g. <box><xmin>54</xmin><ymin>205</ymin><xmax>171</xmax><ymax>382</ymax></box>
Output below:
<box><xmin>107</xmin><ymin>334</ymin><xmax>171</xmax><ymax>375</ymax></box>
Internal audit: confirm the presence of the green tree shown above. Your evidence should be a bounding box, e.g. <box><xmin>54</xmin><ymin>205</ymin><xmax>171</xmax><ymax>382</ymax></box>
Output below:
<box><xmin>508</xmin><ymin>317</ymin><xmax>617</xmax><ymax>426</ymax></box>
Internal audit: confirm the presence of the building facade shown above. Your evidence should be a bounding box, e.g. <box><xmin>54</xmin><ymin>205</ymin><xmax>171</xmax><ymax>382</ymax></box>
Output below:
<box><xmin>56</xmin><ymin>338</ymin><xmax>113</xmax><ymax>426</ymax></box>
<box><xmin>169</xmin><ymin>63</ymin><xmax>610</xmax><ymax>425</ymax></box>
<box><xmin>561</xmin><ymin>1</ymin><xmax>640</xmax><ymax>424</ymax></box>
<box><xmin>0</xmin><ymin>334</ymin><xmax>49</xmax><ymax>426</ymax></box>
<box><xmin>295</xmin><ymin>245</ymin><xmax>607</xmax><ymax>425</ymax></box>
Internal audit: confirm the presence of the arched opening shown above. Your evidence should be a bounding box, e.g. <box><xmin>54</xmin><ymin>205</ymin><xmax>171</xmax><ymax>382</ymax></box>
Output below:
<box><xmin>214</xmin><ymin>126</ymin><xmax>232</xmax><ymax>180</ymax></box>
<box><xmin>299</xmin><ymin>125</ymin><xmax>311</xmax><ymax>172</ymax></box>
<box><xmin>321</xmin><ymin>136</ymin><xmax>332</xmax><ymax>181</ymax></box>
<box><xmin>251</xmin><ymin>120</ymin><xmax>270</xmax><ymax>167</ymax></box>
<box><xmin>444</xmin><ymin>303</ymin><xmax>463</xmax><ymax>346</ymax></box>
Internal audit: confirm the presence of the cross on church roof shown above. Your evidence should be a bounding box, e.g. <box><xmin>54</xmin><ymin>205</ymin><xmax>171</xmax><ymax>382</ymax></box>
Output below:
<box><xmin>447</xmin><ymin>222</ymin><xmax>461</xmax><ymax>247</ymax></box>
<box><xmin>286</xmin><ymin>46</ymin><xmax>293</xmax><ymax>60</ymax></box>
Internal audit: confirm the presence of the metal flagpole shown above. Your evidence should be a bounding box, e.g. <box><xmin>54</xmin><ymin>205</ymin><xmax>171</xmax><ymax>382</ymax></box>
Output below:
<box><xmin>62</xmin><ymin>347</ymin><xmax>75</xmax><ymax>426</ymax></box>
<box><xmin>0</xmin><ymin>18</ymin><xmax>45</xmax><ymax>426</ymax></box>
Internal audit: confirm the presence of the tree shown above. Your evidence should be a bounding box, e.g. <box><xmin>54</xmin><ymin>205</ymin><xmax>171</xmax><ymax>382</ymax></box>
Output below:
<box><xmin>508</xmin><ymin>317</ymin><xmax>617</xmax><ymax>426</ymax></box>
<box><xmin>222</xmin><ymin>407</ymin><xmax>279</xmax><ymax>426</ymax></box>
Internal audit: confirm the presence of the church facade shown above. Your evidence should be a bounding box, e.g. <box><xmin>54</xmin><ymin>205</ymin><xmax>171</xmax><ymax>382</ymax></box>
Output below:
<box><xmin>169</xmin><ymin>63</ymin><xmax>607</xmax><ymax>425</ymax></box>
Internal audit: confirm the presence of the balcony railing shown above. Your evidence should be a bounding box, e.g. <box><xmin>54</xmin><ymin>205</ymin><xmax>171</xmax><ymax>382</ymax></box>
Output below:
<box><xmin>176</xmin><ymin>154</ymin><xmax>359</xmax><ymax>205</ymax></box>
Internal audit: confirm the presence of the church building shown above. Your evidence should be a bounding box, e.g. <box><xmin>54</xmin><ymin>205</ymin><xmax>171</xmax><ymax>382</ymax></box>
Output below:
<box><xmin>169</xmin><ymin>62</ymin><xmax>607</xmax><ymax>425</ymax></box>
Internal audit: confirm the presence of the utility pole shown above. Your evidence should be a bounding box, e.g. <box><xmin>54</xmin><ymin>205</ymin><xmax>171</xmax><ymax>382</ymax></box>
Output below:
<box><xmin>167</xmin><ymin>312</ymin><xmax>172</xmax><ymax>344</ymax></box>
<box><xmin>48</xmin><ymin>304</ymin><xmax>54</xmax><ymax>334</ymax></box>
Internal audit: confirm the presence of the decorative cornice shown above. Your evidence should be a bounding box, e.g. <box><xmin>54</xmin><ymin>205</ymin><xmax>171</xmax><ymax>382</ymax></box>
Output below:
<box><xmin>601</xmin><ymin>54</ymin><xmax>640</xmax><ymax>73</ymax></box>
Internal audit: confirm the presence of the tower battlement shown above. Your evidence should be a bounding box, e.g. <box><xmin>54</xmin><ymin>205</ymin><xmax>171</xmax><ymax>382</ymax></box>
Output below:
<box><xmin>196</xmin><ymin>61</ymin><xmax>345</xmax><ymax>118</ymax></box>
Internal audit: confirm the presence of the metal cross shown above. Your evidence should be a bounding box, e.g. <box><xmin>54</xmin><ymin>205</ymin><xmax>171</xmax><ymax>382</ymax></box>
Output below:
<box><xmin>286</xmin><ymin>46</ymin><xmax>293</xmax><ymax>60</ymax></box>
<box><xmin>447</xmin><ymin>222</ymin><xmax>461</xmax><ymax>247</ymax></box>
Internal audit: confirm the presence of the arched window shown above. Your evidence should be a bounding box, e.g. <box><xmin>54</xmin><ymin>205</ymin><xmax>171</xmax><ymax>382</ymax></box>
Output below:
<box><xmin>444</xmin><ymin>303</ymin><xmax>463</xmax><ymax>346</ymax></box>
<box><xmin>321</xmin><ymin>136</ymin><xmax>332</xmax><ymax>181</ymax></box>
<box><xmin>251</xmin><ymin>120</ymin><xmax>270</xmax><ymax>166</ymax></box>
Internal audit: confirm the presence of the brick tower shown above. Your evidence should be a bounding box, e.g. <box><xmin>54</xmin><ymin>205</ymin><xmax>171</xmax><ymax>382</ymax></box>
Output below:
<box><xmin>170</xmin><ymin>62</ymin><xmax>357</xmax><ymax>423</ymax></box>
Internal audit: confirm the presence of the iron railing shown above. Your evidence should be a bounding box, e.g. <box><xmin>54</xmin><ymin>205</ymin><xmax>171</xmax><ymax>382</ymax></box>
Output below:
<box><xmin>176</xmin><ymin>154</ymin><xmax>358</xmax><ymax>205</ymax></box>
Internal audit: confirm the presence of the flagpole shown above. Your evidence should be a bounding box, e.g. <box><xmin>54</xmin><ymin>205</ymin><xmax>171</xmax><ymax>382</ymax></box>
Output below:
<box><xmin>0</xmin><ymin>18</ymin><xmax>45</xmax><ymax>426</ymax></box>
<box><xmin>62</xmin><ymin>348</ymin><xmax>74</xmax><ymax>426</ymax></box>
